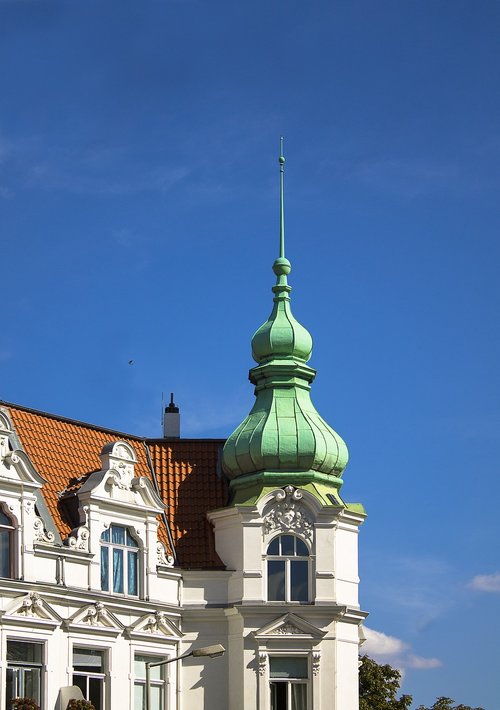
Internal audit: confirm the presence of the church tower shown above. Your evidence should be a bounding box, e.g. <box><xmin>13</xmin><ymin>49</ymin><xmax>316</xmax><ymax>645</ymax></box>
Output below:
<box><xmin>208</xmin><ymin>141</ymin><xmax>367</xmax><ymax>710</ymax></box>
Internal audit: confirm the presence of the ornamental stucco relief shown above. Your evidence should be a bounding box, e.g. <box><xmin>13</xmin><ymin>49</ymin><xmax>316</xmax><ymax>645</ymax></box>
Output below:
<box><xmin>19</xmin><ymin>591</ymin><xmax>44</xmax><ymax>617</ymax></box>
<box><xmin>33</xmin><ymin>516</ymin><xmax>55</xmax><ymax>543</ymax></box>
<box><xmin>258</xmin><ymin>653</ymin><xmax>267</xmax><ymax>676</ymax></box>
<box><xmin>312</xmin><ymin>652</ymin><xmax>321</xmax><ymax>676</ymax></box>
<box><xmin>268</xmin><ymin>622</ymin><xmax>304</xmax><ymax>635</ymax></box>
<box><xmin>82</xmin><ymin>602</ymin><xmax>106</xmax><ymax>626</ymax></box>
<box><xmin>144</xmin><ymin>611</ymin><xmax>167</xmax><ymax>634</ymax></box>
<box><xmin>66</xmin><ymin>525</ymin><xmax>90</xmax><ymax>551</ymax></box>
<box><xmin>157</xmin><ymin>541</ymin><xmax>174</xmax><ymax>567</ymax></box>
<box><xmin>263</xmin><ymin>485</ymin><xmax>313</xmax><ymax>539</ymax></box>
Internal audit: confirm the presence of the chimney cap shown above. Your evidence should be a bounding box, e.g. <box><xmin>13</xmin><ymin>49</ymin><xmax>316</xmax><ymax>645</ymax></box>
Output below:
<box><xmin>165</xmin><ymin>392</ymin><xmax>179</xmax><ymax>414</ymax></box>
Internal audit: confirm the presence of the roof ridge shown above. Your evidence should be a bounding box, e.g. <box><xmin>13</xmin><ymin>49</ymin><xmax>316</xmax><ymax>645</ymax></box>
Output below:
<box><xmin>0</xmin><ymin>401</ymin><xmax>228</xmax><ymax>444</ymax></box>
<box><xmin>0</xmin><ymin>400</ymin><xmax>145</xmax><ymax>440</ymax></box>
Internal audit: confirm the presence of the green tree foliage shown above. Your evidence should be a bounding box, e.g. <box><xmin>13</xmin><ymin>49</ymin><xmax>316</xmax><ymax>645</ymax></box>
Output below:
<box><xmin>416</xmin><ymin>697</ymin><xmax>485</xmax><ymax>710</ymax></box>
<box><xmin>359</xmin><ymin>655</ymin><xmax>413</xmax><ymax>710</ymax></box>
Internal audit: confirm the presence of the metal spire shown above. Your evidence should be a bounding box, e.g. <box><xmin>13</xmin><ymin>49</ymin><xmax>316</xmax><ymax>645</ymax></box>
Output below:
<box><xmin>279</xmin><ymin>136</ymin><xmax>285</xmax><ymax>259</ymax></box>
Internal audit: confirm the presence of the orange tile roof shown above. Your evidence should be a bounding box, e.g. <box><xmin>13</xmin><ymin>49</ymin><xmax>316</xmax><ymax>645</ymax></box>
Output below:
<box><xmin>148</xmin><ymin>440</ymin><xmax>228</xmax><ymax>569</ymax></box>
<box><xmin>1</xmin><ymin>402</ymin><xmax>228</xmax><ymax>568</ymax></box>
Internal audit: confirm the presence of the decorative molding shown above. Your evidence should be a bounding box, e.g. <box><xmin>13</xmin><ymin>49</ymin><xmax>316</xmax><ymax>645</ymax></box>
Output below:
<box><xmin>258</xmin><ymin>653</ymin><xmax>267</xmax><ymax>676</ymax></box>
<box><xmin>157</xmin><ymin>542</ymin><xmax>174</xmax><ymax>567</ymax></box>
<box><xmin>101</xmin><ymin>441</ymin><xmax>137</xmax><ymax>492</ymax></box>
<box><xmin>33</xmin><ymin>516</ymin><xmax>55</xmax><ymax>543</ymax></box>
<box><xmin>3</xmin><ymin>592</ymin><xmax>62</xmax><ymax>629</ymax></box>
<box><xmin>312</xmin><ymin>652</ymin><xmax>321</xmax><ymax>676</ymax></box>
<box><xmin>65</xmin><ymin>602</ymin><xmax>124</xmax><ymax>637</ymax></box>
<box><xmin>82</xmin><ymin>602</ymin><xmax>106</xmax><ymax>626</ymax></box>
<box><xmin>253</xmin><ymin>612</ymin><xmax>326</xmax><ymax>641</ymax></box>
<box><xmin>66</xmin><ymin>525</ymin><xmax>90</xmax><ymax>551</ymax></box>
<box><xmin>19</xmin><ymin>591</ymin><xmax>43</xmax><ymax>617</ymax></box>
<box><xmin>65</xmin><ymin>506</ymin><xmax>90</xmax><ymax>551</ymax></box>
<box><xmin>268</xmin><ymin>622</ymin><xmax>304</xmax><ymax>636</ymax></box>
<box><xmin>144</xmin><ymin>611</ymin><xmax>167</xmax><ymax>633</ymax></box>
<box><xmin>263</xmin><ymin>485</ymin><xmax>313</xmax><ymax>539</ymax></box>
<box><xmin>125</xmin><ymin>611</ymin><xmax>182</xmax><ymax>641</ymax></box>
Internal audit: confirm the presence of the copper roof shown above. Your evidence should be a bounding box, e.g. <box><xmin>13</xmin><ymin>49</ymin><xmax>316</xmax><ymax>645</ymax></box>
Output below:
<box><xmin>2</xmin><ymin>402</ymin><xmax>228</xmax><ymax>569</ymax></box>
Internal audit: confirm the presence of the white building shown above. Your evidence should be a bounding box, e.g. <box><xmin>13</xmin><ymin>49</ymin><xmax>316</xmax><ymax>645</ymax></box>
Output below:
<box><xmin>0</xmin><ymin>150</ymin><xmax>366</xmax><ymax>710</ymax></box>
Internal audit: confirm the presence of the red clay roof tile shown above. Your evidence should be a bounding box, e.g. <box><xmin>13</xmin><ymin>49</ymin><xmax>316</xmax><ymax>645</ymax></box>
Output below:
<box><xmin>1</xmin><ymin>402</ymin><xmax>228</xmax><ymax>568</ymax></box>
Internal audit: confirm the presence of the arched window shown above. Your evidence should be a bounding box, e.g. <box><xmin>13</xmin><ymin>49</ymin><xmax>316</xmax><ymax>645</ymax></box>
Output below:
<box><xmin>0</xmin><ymin>506</ymin><xmax>15</xmax><ymax>578</ymax></box>
<box><xmin>100</xmin><ymin>525</ymin><xmax>139</xmax><ymax>595</ymax></box>
<box><xmin>267</xmin><ymin>534</ymin><xmax>309</xmax><ymax>603</ymax></box>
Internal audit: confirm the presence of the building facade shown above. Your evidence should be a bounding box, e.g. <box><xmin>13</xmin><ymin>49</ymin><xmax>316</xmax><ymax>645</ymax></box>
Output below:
<box><xmin>0</xmin><ymin>150</ymin><xmax>366</xmax><ymax>710</ymax></box>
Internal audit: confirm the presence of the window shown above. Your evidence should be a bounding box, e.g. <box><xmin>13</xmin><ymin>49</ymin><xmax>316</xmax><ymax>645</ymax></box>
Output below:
<box><xmin>6</xmin><ymin>640</ymin><xmax>43</xmax><ymax>709</ymax></box>
<box><xmin>100</xmin><ymin>525</ymin><xmax>139</xmax><ymax>595</ymax></box>
<box><xmin>134</xmin><ymin>654</ymin><xmax>167</xmax><ymax>710</ymax></box>
<box><xmin>270</xmin><ymin>657</ymin><xmax>308</xmax><ymax>710</ymax></box>
<box><xmin>0</xmin><ymin>506</ymin><xmax>15</xmax><ymax>578</ymax></box>
<box><xmin>72</xmin><ymin>647</ymin><xmax>105</xmax><ymax>710</ymax></box>
<box><xmin>267</xmin><ymin>535</ymin><xmax>309</xmax><ymax>602</ymax></box>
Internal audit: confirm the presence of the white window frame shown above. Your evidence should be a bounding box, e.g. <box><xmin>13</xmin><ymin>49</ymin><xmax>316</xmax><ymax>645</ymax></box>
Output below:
<box><xmin>267</xmin><ymin>654</ymin><xmax>311</xmax><ymax>710</ymax></box>
<box><xmin>6</xmin><ymin>638</ymin><xmax>44</xmax><ymax>709</ymax></box>
<box><xmin>266</xmin><ymin>534</ymin><xmax>310</xmax><ymax>603</ymax></box>
<box><xmin>0</xmin><ymin>503</ymin><xmax>16</xmax><ymax>579</ymax></box>
<box><xmin>134</xmin><ymin>652</ymin><xmax>168</xmax><ymax>710</ymax></box>
<box><xmin>71</xmin><ymin>644</ymin><xmax>108</xmax><ymax>710</ymax></box>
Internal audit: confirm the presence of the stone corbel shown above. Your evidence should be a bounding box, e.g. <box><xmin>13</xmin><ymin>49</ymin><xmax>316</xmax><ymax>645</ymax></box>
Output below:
<box><xmin>157</xmin><ymin>541</ymin><xmax>174</xmax><ymax>567</ymax></box>
<box><xmin>33</xmin><ymin>516</ymin><xmax>55</xmax><ymax>543</ymax></box>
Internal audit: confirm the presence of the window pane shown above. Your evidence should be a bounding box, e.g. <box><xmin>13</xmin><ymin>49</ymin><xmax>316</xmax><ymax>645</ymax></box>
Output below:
<box><xmin>100</xmin><ymin>546</ymin><xmax>109</xmax><ymax>591</ymax></box>
<box><xmin>112</xmin><ymin>526</ymin><xmax>125</xmax><ymax>545</ymax></box>
<box><xmin>6</xmin><ymin>667</ymin><xmax>18</xmax><ymax>708</ymax></box>
<box><xmin>0</xmin><ymin>529</ymin><xmax>11</xmax><ymax>577</ymax></box>
<box><xmin>270</xmin><ymin>681</ymin><xmax>287</xmax><ymax>710</ymax></box>
<box><xmin>89</xmin><ymin>676</ymin><xmax>103</xmax><ymax>710</ymax></box>
<box><xmin>267</xmin><ymin>537</ymin><xmax>280</xmax><ymax>555</ymax></box>
<box><xmin>270</xmin><ymin>657</ymin><xmax>308</xmax><ymax>679</ymax></box>
<box><xmin>73</xmin><ymin>648</ymin><xmax>104</xmax><ymax>671</ymax></box>
<box><xmin>150</xmin><ymin>685</ymin><xmax>162</xmax><ymax>710</ymax></box>
<box><xmin>134</xmin><ymin>682</ymin><xmax>145</xmax><ymax>710</ymax></box>
<box><xmin>113</xmin><ymin>549</ymin><xmax>124</xmax><ymax>593</ymax></box>
<box><xmin>128</xmin><ymin>551</ymin><xmax>138</xmax><ymax>595</ymax></box>
<box><xmin>290</xmin><ymin>561</ymin><xmax>309</xmax><ymax>602</ymax></box>
<box><xmin>72</xmin><ymin>675</ymin><xmax>87</xmax><ymax>698</ymax></box>
<box><xmin>24</xmin><ymin>667</ymin><xmax>41</xmax><ymax>704</ymax></box>
<box><xmin>127</xmin><ymin>530</ymin><xmax>139</xmax><ymax>548</ymax></box>
<box><xmin>295</xmin><ymin>539</ymin><xmax>308</xmax><ymax>557</ymax></box>
<box><xmin>281</xmin><ymin>535</ymin><xmax>294</xmax><ymax>556</ymax></box>
<box><xmin>7</xmin><ymin>640</ymin><xmax>43</xmax><ymax>663</ymax></box>
<box><xmin>100</xmin><ymin>528</ymin><xmax>110</xmax><ymax>542</ymax></box>
<box><xmin>134</xmin><ymin>655</ymin><xmax>164</xmax><ymax>681</ymax></box>
<box><xmin>73</xmin><ymin>675</ymin><xmax>87</xmax><ymax>697</ymax></box>
<box><xmin>268</xmin><ymin>560</ymin><xmax>285</xmax><ymax>601</ymax></box>
<box><xmin>291</xmin><ymin>682</ymin><xmax>307</xmax><ymax>710</ymax></box>
<box><xmin>0</xmin><ymin>509</ymin><xmax>12</xmax><ymax>525</ymax></box>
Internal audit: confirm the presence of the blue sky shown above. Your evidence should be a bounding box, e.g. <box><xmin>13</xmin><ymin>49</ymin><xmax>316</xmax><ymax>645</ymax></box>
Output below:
<box><xmin>1</xmin><ymin>1</ymin><xmax>500</xmax><ymax>707</ymax></box>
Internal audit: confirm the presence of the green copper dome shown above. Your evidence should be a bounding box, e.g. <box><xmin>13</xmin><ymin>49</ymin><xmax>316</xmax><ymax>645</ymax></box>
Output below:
<box><xmin>222</xmin><ymin>140</ymin><xmax>349</xmax><ymax>493</ymax></box>
<box><xmin>252</xmin><ymin>257</ymin><xmax>313</xmax><ymax>363</ymax></box>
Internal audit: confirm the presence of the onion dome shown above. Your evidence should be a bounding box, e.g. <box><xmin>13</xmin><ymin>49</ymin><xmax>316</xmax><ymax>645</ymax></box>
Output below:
<box><xmin>222</xmin><ymin>140</ymin><xmax>349</xmax><ymax>493</ymax></box>
<box><xmin>251</xmin><ymin>256</ymin><xmax>313</xmax><ymax>363</ymax></box>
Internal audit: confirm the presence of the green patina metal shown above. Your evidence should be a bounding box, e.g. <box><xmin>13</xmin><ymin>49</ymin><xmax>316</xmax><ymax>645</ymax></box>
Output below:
<box><xmin>222</xmin><ymin>140</ymin><xmax>351</xmax><ymax>504</ymax></box>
